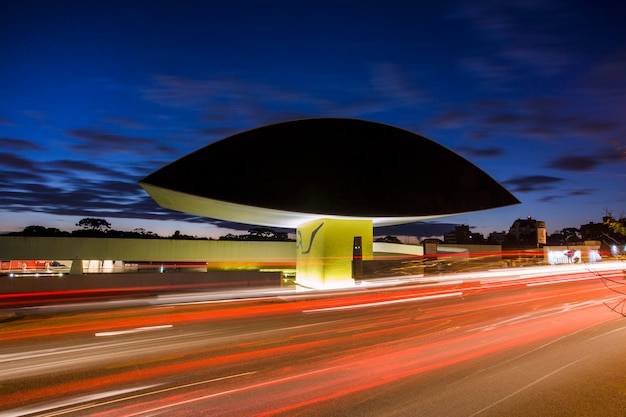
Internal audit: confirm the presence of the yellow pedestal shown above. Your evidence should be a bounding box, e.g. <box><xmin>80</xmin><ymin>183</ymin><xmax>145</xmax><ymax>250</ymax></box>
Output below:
<box><xmin>296</xmin><ymin>218</ymin><xmax>373</xmax><ymax>289</ymax></box>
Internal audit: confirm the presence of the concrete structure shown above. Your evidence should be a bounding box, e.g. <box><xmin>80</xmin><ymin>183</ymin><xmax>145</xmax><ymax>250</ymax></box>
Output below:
<box><xmin>0</xmin><ymin>236</ymin><xmax>502</xmax><ymax>284</ymax></box>
<box><xmin>0</xmin><ymin>236</ymin><xmax>294</xmax><ymax>295</ymax></box>
<box><xmin>140</xmin><ymin>118</ymin><xmax>519</xmax><ymax>289</ymax></box>
<box><xmin>295</xmin><ymin>218</ymin><xmax>373</xmax><ymax>289</ymax></box>
<box><xmin>0</xmin><ymin>236</ymin><xmax>295</xmax><ymax>273</ymax></box>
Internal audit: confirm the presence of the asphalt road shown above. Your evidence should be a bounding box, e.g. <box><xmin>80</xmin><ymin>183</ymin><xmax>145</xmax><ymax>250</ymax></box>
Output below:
<box><xmin>1</xmin><ymin>263</ymin><xmax>625</xmax><ymax>416</ymax></box>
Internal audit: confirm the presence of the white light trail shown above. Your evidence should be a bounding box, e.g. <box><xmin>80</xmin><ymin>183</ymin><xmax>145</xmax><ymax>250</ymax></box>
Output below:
<box><xmin>303</xmin><ymin>292</ymin><xmax>464</xmax><ymax>313</ymax></box>
<box><xmin>95</xmin><ymin>325</ymin><xmax>173</xmax><ymax>337</ymax></box>
<box><xmin>0</xmin><ymin>385</ymin><xmax>160</xmax><ymax>417</ymax></box>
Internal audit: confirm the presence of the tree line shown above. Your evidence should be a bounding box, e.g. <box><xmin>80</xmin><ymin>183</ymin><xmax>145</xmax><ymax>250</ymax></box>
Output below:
<box><xmin>3</xmin><ymin>218</ymin><xmax>294</xmax><ymax>241</ymax></box>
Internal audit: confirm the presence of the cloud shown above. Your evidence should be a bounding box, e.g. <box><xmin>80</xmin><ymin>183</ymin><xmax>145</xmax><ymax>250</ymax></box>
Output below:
<box><xmin>104</xmin><ymin>117</ymin><xmax>145</xmax><ymax>130</ymax></box>
<box><xmin>140</xmin><ymin>69</ymin><xmax>431</xmax><ymax>133</ymax></box>
<box><xmin>575</xmin><ymin>121</ymin><xmax>620</xmax><ymax>135</ymax></box>
<box><xmin>429</xmin><ymin>111</ymin><xmax>470</xmax><ymax>129</ymax></box>
<box><xmin>503</xmin><ymin>175</ymin><xmax>564</xmax><ymax>192</ymax></box>
<box><xmin>47</xmin><ymin>159</ymin><xmax>127</xmax><ymax>178</ymax></box>
<box><xmin>67</xmin><ymin>128</ymin><xmax>176</xmax><ymax>156</ymax></box>
<box><xmin>452</xmin><ymin>1</ymin><xmax>575</xmax><ymax>82</ymax></box>
<box><xmin>141</xmin><ymin>75</ymin><xmax>322</xmax><ymax>129</ymax></box>
<box><xmin>578</xmin><ymin>50</ymin><xmax>626</xmax><ymax>103</ymax></box>
<box><xmin>0</xmin><ymin>141</ymin><xmax>161</xmax><ymax>224</ymax></box>
<box><xmin>0</xmin><ymin>116</ymin><xmax>16</xmax><ymax>126</ymax></box>
<box><xmin>459</xmin><ymin>57</ymin><xmax>514</xmax><ymax>89</ymax></box>
<box><xmin>369</xmin><ymin>63</ymin><xmax>428</xmax><ymax>105</ymax></box>
<box><xmin>142</xmin><ymin>75</ymin><xmax>226</xmax><ymax>108</ymax></box>
<box><xmin>481</xmin><ymin>112</ymin><xmax>525</xmax><ymax>126</ymax></box>
<box><xmin>466</xmin><ymin>96</ymin><xmax>624</xmax><ymax>146</ymax></box>
<box><xmin>539</xmin><ymin>195</ymin><xmax>559</xmax><ymax>202</ymax></box>
<box><xmin>456</xmin><ymin>146</ymin><xmax>504</xmax><ymax>158</ymax></box>
<box><xmin>446</xmin><ymin>3</ymin><xmax>626</xmax><ymax>150</ymax></box>
<box><xmin>567</xmin><ymin>189</ymin><xmax>594</xmax><ymax>196</ymax></box>
<box><xmin>23</xmin><ymin>110</ymin><xmax>51</xmax><ymax>128</ymax></box>
<box><xmin>0</xmin><ymin>137</ymin><xmax>46</xmax><ymax>152</ymax></box>
<box><xmin>546</xmin><ymin>147</ymin><xmax>625</xmax><ymax>171</ymax></box>
<box><xmin>0</xmin><ymin>152</ymin><xmax>38</xmax><ymax>170</ymax></box>
<box><xmin>0</xmin><ymin>169</ymin><xmax>44</xmax><ymax>185</ymax></box>
<box><xmin>0</xmin><ymin>141</ymin><xmax>218</xmax><ymax>228</ymax></box>
<box><xmin>197</xmin><ymin>126</ymin><xmax>245</xmax><ymax>139</ymax></box>
<box><xmin>0</xmin><ymin>172</ymin><xmax>170</xmax><ymax>222</ymax></box>
<box><xmin>546</xmin><ymin>155</ymin><xmax>601</xmax><ymax>171</ymax></box>
<box><xmin>539</xmin><ymin>188</ymin><xmax>595</xmax><ymax>202</ymax></box>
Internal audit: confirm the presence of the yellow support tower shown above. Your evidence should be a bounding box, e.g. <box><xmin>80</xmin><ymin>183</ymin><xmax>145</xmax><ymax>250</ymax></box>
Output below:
<box><xmin>296</xmin><ymin>218</ymin><xmax>373</xmax><ymax>289</ymax></box>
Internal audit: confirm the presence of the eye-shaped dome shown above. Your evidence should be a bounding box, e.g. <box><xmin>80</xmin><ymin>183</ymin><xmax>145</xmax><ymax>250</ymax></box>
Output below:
<box><xmin>140</xmin><ymin>118</ymin><xmax>519</xmax><ymax>228</ymax></box>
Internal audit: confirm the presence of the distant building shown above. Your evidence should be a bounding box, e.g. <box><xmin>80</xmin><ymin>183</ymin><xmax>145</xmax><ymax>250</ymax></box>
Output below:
<box><xmin>580</xmin><ymin>221</ymin><xmax>605</xmax><ymax>241</ymax></box>
<box><xmin>580</xmin><ymin>216</ymin><xmax>626</xmax><ymax>256</ymax></box>
<box><xmin>581</xmin><ymin>216</ymin><xmax>625</xmax><ymax>242</ymax></box>
<box><xmin>487</xmin><ymin>231</ymin><xmax>507</xmax><ymax>245</ymax></box>
<box><xmin>505</xmin><ymin>216</ymin><xmax>546</xmax><ymax>248</ymax></box>
<box><xmin>444</xmin><ymin>224</ymin><xmax>485</xmax><ymax>244</ymax></box>
<box><xmin>546</xmin><ymin>231</ymin><xmax>566</xmax><ymax>246</ymax></box>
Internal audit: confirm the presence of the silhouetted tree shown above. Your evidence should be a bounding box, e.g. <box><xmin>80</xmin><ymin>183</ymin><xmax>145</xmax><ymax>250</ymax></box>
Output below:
<box><xmin>17</xmin><ymin>225</ymin><xmax>70</xmax><ymax>237</ymax></box>
<box><xmin>170</xmin><ymin>230</ymin><xmax>196</xmax><ymax>239</ymax></box>
<box><xmin>248</xmin><ymin>227</ymin><xmax>275</xmax><ymax>239</ymax></box>
<box><xmin>604</xmin><ymin>216</ymin><xmax>626</xmax><ymax>237</ymax></box>
<box><xmin>76</xmin><ymin>218</ymin><xmax>111</xmax><ymax>232</ymax></box>
<box><xmin>219</xmin><ymin>228</ymin><xmax>292</xmax><ymax>241</ymax></box>
<box><xmin>560</xmin><ymin>227</ymin><xmax>582</xmax><ymax>243</ymax></box>
<box><xmin>22</xmin><ymin>225</ymin><xmax>50</xmax><ymax>235</ymax></box>
<box><xmin>219</xmin><ymin>233</ymin><xmax>241</xmax><ymax>240</ymax></box>
<box><xmin>274</xmin><ymin>231</ymin><xmax>288</xmax><ymax>240</ymax></box>
<box><xmin>375</xmin><ymin>235</ymin><xmax>402</xmax><ymax>244</ymax></box>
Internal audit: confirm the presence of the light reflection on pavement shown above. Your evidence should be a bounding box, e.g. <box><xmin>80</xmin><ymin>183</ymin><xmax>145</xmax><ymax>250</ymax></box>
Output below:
<box><xmin>0</xmin><ymin>261</ymin><xmax>625</xmax><ymax>416</ymax></box>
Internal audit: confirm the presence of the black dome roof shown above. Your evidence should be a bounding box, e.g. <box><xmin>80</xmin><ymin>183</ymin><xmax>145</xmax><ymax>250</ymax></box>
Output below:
<box><xmin>140</xmin><ymin>118</ymin><xmax>519</xmax><ymax>226</ymax></box>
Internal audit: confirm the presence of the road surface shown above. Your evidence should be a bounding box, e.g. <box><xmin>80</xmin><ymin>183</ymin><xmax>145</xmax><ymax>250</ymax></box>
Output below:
<box><xmin>1</xmin><ymin>262</ymin><xmax>625</xmax><ymax>416</ymax></box>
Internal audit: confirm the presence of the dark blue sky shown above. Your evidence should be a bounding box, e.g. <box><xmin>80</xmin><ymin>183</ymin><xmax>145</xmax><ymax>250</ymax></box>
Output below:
<box><xmin>1</xmin><ymin>0</ymin><xmax>624</xmax><ymax>238</ymax></box>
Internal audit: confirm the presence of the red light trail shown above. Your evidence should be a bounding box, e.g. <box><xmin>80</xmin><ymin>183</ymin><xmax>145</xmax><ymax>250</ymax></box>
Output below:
<box><xmin>1</xmin><ymin>263</ymin><xmax>625</xmax><ymax>416</ymax></box>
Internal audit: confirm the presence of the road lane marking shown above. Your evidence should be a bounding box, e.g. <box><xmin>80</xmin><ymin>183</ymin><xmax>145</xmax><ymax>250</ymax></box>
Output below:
<box><xmin>474</xmin><ymin>298</ymin><xmax>612</xmax><ymax>331</ymax></box>
<box><xmin>95</xmin><ymin>325</ymin><xmax>173</xmax><ymax>337</ymax></box>
<box><xmin>525</xmin><ymin>275</ymin><xmax>600</xmax><ymax>286</ymax></box>
<box><xmin>589</xmin><ymin>322</ymin><xmax>626</xmax><ymax>341</ymax></box>
<box><xmin>7</xmin><ymin>372</ymin><xmax>256</xmax><ymax>417</ymax></box>
<box><xmin>124</xmin><ymin>367</ymin><xmax>336</xmax><ymax>416</ymax></box>
<box><xmin>466</xmin><ymin>355</ymin><xmax>590</xmax><ymax>417</ymax></box>
<box><xmin>303</xmin><ymin>292</ymin><xmax>464</xmax><ymax>313</ymax></box>
<box><xmin>0</xmin><ymin>385</ymin><xmax>160</xmax><ymax>417</ymax></box>
<box><xmin>0</xmin><ymin>332</ymin><xmax>190</xmax><ymax>364</ymax></box>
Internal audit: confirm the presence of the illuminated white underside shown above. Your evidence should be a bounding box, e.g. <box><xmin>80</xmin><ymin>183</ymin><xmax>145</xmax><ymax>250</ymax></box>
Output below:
<box><xmin>140</xmin><ymin>183</ymin><xmax>462</xmax><ymax>228</ymax></box>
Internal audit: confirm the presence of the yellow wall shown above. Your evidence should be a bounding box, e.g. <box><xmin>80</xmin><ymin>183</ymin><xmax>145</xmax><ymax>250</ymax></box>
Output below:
<box><xmin>0</xmin><ymin>236</ymin><xmax>296</xmax><ymax>269</ymax></box>
<box><xmin>296</xmin><ymin>218</ymin><xmax>373</xmax><ymax>288</ymax></box>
